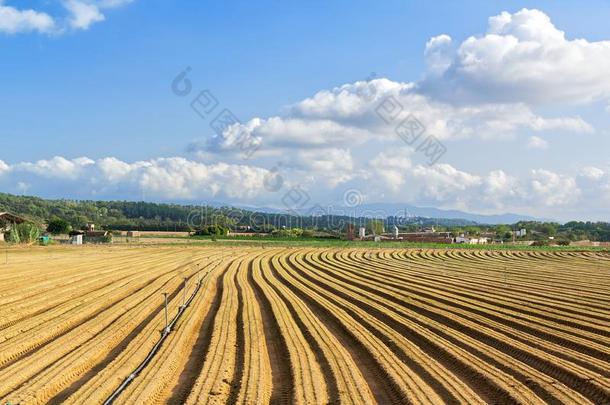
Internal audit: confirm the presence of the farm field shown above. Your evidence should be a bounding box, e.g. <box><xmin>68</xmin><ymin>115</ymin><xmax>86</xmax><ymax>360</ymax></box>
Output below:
<box><xmin>0</xmin><ymin>245</ymin><xmax>609</xmax><ymax>404</ymax></box>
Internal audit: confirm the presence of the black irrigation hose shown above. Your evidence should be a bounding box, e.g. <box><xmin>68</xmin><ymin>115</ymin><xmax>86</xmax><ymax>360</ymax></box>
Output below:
<box><xmin>103</xmin><ymin>272</ymin><xmax>205</xmax><ymax>405</ymax></box>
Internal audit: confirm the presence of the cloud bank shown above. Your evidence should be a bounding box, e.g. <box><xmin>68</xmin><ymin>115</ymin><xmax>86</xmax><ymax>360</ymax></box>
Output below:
<box><xmin>0</xmin><ymin>155</ymin><xmax>608</xmax><ymax>221</ymax></box>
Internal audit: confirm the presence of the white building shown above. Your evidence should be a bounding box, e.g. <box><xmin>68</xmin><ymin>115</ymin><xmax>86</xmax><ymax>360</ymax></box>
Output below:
<box><xmin>455</xmin><ymin>235</ymin><xmax>489</xmax><ymax>244</ymax></box>
<box><xmin>455</xmin><ymin>235</ymin><xmax>469</xmax><ymax>244</ymax></box>
<box><xmin>358</xmin><ymin>227</ymin><xmax>366</xmax><ymax>239</ymax></box>
<box><xmin>514</xmin><ymin>228</ymin><xmax>527</xmax><ymax>237</ymax></box>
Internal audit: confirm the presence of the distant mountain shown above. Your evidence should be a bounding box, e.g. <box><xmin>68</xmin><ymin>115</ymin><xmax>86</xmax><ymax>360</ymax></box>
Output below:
<box><xmin>0</xmin><ymin>191</ymin><xmax>541</xmax><ymax>229</ymax></box>
<box><xmin>256</xmin><ymin>202</ymin><xmax>540</xmax><ymax>225</ymax></box>
<box><xmin>349</xmin><ymin>203</ymin><xmax>541</xmax><ymax>225</ymax></box>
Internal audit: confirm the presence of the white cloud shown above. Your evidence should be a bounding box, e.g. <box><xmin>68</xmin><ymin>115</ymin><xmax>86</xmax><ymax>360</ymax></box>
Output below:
<box><xmin>579</xmin><ymin>166</ymin><xmax>605</xmax><ymax>180</ymax></box>
<box><xmin>526</xmin><ymin>135</ymin><xmax>549</xmax><ymax>150</ymax></box>
<box><xmin>365</xmin><ymin>148</ymin><xmax>595</xmax><ymax>216</ymax></box>
<box><xmin>63</xmin><ymin>0</ymin><xmax>105</xmax><ymax>30</ymax></box>
<box><xmin>0</xmin><ymin>160</ymin><xmax>10</xmax><ymax>174</ymax></box>
<box><xmin>193</xmin><ymin>78</ymin><xmax>591</xmax><ymax>162</ymax></box>
<box><xmin>425</xmin><ymin>35</ymin><xmax>454</xmax><ymax>75</ymax></box>
<box><xmin>135</xmin><ymin>158</ymin><xmax>269</xmax><ymax>200</ymax></box>
<box><xmin>422</xmin><ymin>8</ymin><xmax>610</xmax><ymax>105</ymax></box>
<box><xmin>529</xmin><ymin>169</ymin><xmax>580</xmax><ymax>206</ymax></box>
<box><xmin>0</xmin><ymin>154</ymin><xmax>608</xmax><ymax>220</ymax></box>
<box><xmin>294</xmin><ymin>148</ymin><xmax>355</xmax><ymax>187</ymax></box>
<box><xmin>16</xmin><ymin>156</ymin><xmax>95</xmax><ymax>179</ymax></box>
<box><xmin>0</xmin><ymin>2</ymin><xmax>55</xmax><ymax>34</ymax></box>
<box><xmin>4</xmin><ymin>156</ymin><xmax>270</xmax><ymax>201</ymax></box>
<box><xmin>0</xmin><ymin>0</ymin><xmax>133</xmax><ymax>34</ymax></box>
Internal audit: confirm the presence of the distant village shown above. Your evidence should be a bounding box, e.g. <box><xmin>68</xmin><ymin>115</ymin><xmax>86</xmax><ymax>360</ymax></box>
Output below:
<box><xmin>346</xmin><ymin>224</ymin><xmax>530</xmax><ymax>245</ymax></box>
<box><xmin>1</xmin><ymin>210</ymin><xmax>609</xmax><ymax>247</ymax></box>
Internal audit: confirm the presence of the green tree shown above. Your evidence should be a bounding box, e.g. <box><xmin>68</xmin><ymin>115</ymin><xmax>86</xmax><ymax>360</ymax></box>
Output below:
<box><xmin>539</xmin><ymin>223</ymin><xmax>557</xmax><ymax>237</ymax></box>
<box><xmin>366</xmin><ymin>219</ymin><xmax>384</xmax><ymax>235</ymax></box>
<box><xmin>47</xmin><ymin>218</ymin><xmax>72</xmax><ymax>235</ymax></box>
<box><xmin>8</xmin><ymin>223</ymin><xmax>40</xmax><ymax>244</ymax></box>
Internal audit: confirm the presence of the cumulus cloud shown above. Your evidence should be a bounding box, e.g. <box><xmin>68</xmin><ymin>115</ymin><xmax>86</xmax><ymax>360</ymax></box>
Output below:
<box><xmin>579</xmin><ymin>166</ymin><xmax>605</xmax><ymax>180</ymax></box>
<box><xmin>191</xmin><ymin>77</ymin><xmax>591</xmax><ymax>162</ymax></box>
<box><xmin>3</xmin><ymin>7</ymin><xmax>607</xmax><ymax>220</ymax></box>
<box><xmin>16</xmin><ymin>156</ymin><xmax>95</xmax><ymax>179</ymax></box>
<box><xmin>294</xmin><ymin>148</ymin><xmax>355</xmax><ymax>187</ymax></box>
<box><xmin>367</xmin><ymin>149</ymin><xmax>592</xmax><ymax>216</ymax></box>
<box><xmin>181</xmin><ymin>8</ymin><xmax>604</xmax><ymax>220</ymax></box>
<box><xmin>529</xmin><ymin>169</ymin><xmax>581</xmax><ymax>206</ymax></box>
<box><xmin>1</xmin><ymin>156</ymin><xmax>271</xmax><ymax>201</ymax></box>
<box><xmin>0</xmin><ymin>160</ymin><xmax>10</xmax><ymax>174</ymax></box>
<box><xmin>526</xmin><ymin>135</ymin><xmax>549</xmax><ymax>150</ymax></box>
<box><xmin>0</xmin><ymin>154</ymin><xmax>608</xmax><ymax>220</ymax></box>
<box><xmin>0</xmin><ymin>0</ymin><xmax>133</xmax><ymax>34</ymax></box>
<box><xmin>63</xmin><ymin>0</ymin><xmax>105</xmax><ymax>30</ymax></box>
<box><xmin>421</xmin><ymin>8</ymin><xmax>610</xmax><ymax>105</ymax></box>
<box><xmin>0</xmin><ymin>1</ymin><xmax>55</xmax><ymax>34</ymax></box>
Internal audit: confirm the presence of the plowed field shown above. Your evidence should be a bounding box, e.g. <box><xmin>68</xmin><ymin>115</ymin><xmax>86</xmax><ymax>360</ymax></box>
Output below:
<box><xmin>1</xmin><ymin>246</ymin><xmax>609</xmax><ymax>404</ymax></box>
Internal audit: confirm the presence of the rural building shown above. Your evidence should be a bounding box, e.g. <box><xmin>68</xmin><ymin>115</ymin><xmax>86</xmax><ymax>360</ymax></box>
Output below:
<box><xmin>69</xmin><ymin>229</ymin><xmax>111</xmax><ymax>244</ymax></box>
<box><xmin>400</xmin><ymin>232</ymin><xmax>453</xmax><ymax>244</ymax></box>
<box><xmin>345</xmin><ymin>224</ymin><xmax>355</xmax><ymax>240</ymax></box>
<box><xmin>86</xmin><ymin>230</ymin><xmax>111</xmax><ymax>243</ymax></box>
<box><xmin>513</xmin><ymin>228</ymin><xmax>527</xmax><ymax>237</ymax></box>
<box><xmin>454</xmin><ymin>235</ymin><xmax>489</xmax><ymax>244</ymax></box>
<box><xmin>0</xmin><ymin>212</ymin><xmax>27</xmax><ymax>242</ymax></box>
<box><xmin>70</xmin><ymin>234</ymin><xmax>83</xmax><ymax>245</ymax></box>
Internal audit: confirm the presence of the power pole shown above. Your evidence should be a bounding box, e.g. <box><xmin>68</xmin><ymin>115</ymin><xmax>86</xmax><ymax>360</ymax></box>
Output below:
<box><xmin>161</xmin><ymin>293</ymin><xmax>169</xmax><ymax>333</ymax></box>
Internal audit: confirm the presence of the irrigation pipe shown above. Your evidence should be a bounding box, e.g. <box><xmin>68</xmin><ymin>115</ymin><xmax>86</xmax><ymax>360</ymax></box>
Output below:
<box><xmin>103</xmin><ymin>271</ymin><xmax>207</xmax><ymax>405</ymax></box>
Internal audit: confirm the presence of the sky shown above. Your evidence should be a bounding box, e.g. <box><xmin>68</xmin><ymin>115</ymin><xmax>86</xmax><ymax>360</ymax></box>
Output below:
<box><xmin>1</xmin><ymin>0</ymin><xmax>610</xmax><ymax>222</ymax></box>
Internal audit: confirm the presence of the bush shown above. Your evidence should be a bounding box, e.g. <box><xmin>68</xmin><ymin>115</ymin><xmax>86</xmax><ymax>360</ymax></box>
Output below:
<box><xmin>301</xmin><ymin>230</ymin><xmax>315</xmax><ymax>238</ymax></box>
<box><xmin>531</xmin><ymin>240</ymin><xmax>550</xmax><ymax>247</ymax></box>
<box><xmin>271</xmin><ymin>228</ymin><xmax>304</xmax><ymax>238</ymax></box>
<box><xmin>8</xmin><ymin>223</ymin><xmax>41</xmax><ymax>244</ymax></box>
<box><xmin>47</xmin><ymin>218</ymin><xmax>72</xmax><ymax>235</ymax></box>
<box><xmin>194</xmin><ymin>225</ymin><xmax>229</xmax><ymax>236</ymax></box>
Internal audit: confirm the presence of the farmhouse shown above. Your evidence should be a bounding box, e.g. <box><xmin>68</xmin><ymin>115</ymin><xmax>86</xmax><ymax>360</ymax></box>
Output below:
<box><xmin>454</xmin><ymin>235</ymin><xmax>489</xmax><ymax>244</ymax></box>
<box><xmin>400</xmin><ymin>232</ymin><xmax>453</xmax><ymax>244</ymax></box>
<box><xmin>69</xmin><ymin>227</ymin><xmax>112</xmax><ymax>244</ymax></box>
<box><xmin>0</xmin><ymin>212</ymin><xmax>27</xmax><ymax>242</ymax></box>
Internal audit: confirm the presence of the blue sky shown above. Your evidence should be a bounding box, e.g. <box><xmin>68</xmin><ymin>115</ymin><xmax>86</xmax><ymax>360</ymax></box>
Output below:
<box><xmin>2</xmin><ymin>1</ymin><xmax>610</xmax><ymax>221</ymax></box>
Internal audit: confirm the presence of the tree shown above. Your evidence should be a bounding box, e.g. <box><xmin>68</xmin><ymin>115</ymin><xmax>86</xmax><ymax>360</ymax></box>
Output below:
<box><xmin>539</xmin><ymin>223</ymin><xmax>557</xmax><ymax>237</ymax></box>
<box><xmin>8</xmin><ymin>223</ymin><xmax>40</xmax><ymax>244</ymax></box>
<box><xmin>47</xmin><ymin>218</ymin><xmax>72</xmax><ymax>235</ymax></box>
<box><xmin>366</xmin><ymin>219</ymin><xmax>384</xmax><ymax>236</ymax></box>
<box><xmin>495</xmin><ymin>225</ymin><xmax>512</xmax><ymax>241</ymax></box>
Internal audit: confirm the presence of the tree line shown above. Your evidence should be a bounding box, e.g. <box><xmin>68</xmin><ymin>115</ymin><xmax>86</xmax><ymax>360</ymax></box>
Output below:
<box><xmin>0</xmin><ymin>193</ymin><xmax>608</xmax><ymax>241</ymax></box>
